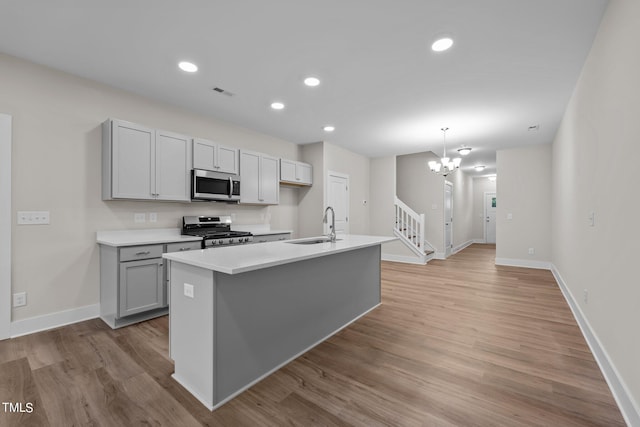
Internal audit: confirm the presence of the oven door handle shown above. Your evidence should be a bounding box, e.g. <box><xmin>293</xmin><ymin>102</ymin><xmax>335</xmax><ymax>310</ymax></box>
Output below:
<box><xmin>228</xmin><ymin>177</ymin><xmax>233</xmax><ymax>198</ymax></box>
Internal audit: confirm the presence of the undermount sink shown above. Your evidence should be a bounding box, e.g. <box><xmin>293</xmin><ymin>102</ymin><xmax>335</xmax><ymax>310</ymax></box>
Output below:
<box><xmin>285</xmin><ymin>236</ymin><xmax>342</xmax><ymax>245</ymax></box>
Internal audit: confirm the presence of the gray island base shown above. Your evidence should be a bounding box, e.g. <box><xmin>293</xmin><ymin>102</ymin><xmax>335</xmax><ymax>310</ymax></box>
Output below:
<box><xmin>165</xmin><ymin>235</ymin><xmax>395</xmax><ymax>410</ymax></box>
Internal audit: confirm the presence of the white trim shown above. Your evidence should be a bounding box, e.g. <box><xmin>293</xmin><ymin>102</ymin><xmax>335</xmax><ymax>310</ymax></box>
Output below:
<box><xmin>484</xmin><ymin>191</ymin><xmax>497</xmax><ymax>244</ymax></box>
<box><xmin>452</xmin><ymin>239</ymin><xmax>474</xmax><ymax>254</ymax></box>
<box><xmin>381</xmin><ymin>253</ymin><xmax>427</xmax><ymax>265</ymax></box>
<box><xmin>173</xmin><ymin>302</ymin><xmax>382</xmax><ymax>411</ymax></box>
<box><xmin>0</xmin><ymin>114</ymin><xmax>11</xmax><ymax>340</ymax></box>
<box><xmin>434</xmin><ymin>251</ymin><xmax>446</xmax><ymax>260</ymax></box>
<box><xmin>473</xmin><ymin>238</ymin><xmax>486</xmax><ymax>244</ymax></box>
<box><xmin>551</xmin><ymin>265</ymin><xmax>640</xmax><ymax>427</ymax></box>
<box><xmin>326</xmin><ymin>170</ymin><xmax>350</xmax><ymax>235</ymax></box>
<box><xmin>444</xmin><ymin>181</ymin><xmax>453</xmax><ymax>258</ymax></box>
<box><xmin>494</xmin><ymin>257</ymin><xmax>551</xmax><ymax>270</ymax></box>
<box><xmin>10</xmin><ymin>304</ymin><xmax>100</xmax><ymax>338</ymax></box>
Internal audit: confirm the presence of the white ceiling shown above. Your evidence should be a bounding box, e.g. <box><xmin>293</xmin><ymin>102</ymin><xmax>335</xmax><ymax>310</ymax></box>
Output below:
<box><xmin>0</xmin><ymin>0</ymin><xmax>608</xmax><ymax>177</ymax></box>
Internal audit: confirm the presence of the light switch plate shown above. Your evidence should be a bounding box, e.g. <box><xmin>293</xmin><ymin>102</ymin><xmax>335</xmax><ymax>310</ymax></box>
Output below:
<box><xmin>17</xmin><ymin>211</ymin><xmax>50</xmax><ymax>225</ymax></box>
<box><xmin>507</xmin><ymin>213</ymin><xmax>513</xmax><ymax>220</ymax></box>
<box><xmin>134</xmin><ymin>213</ymin><xmax>146</xmax><ymax>223</ymax></box>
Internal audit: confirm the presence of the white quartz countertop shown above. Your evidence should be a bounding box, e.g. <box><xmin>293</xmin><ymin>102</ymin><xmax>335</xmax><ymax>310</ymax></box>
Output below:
<box><xmin>163</xmin><ymin>234</ymin><xmax>397</xmax><ymax>274</ymax></box>
<box><xmin>231</xmin><ymin>224</ymin><xmax>293</xmax><ymax>236</ymax></box>
<box><xmin>97</xmin><ymin>228</ymin><xmax>202</xmax><ymax>247</ymax></box>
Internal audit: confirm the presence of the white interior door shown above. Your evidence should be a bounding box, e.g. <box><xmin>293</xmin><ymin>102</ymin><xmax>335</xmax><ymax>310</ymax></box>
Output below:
<box><xmin>326</xmin><ymin>171</ymin><xmax>349</xmax><ymax>235</ymax></box>
<box><xmin>485</xmin><ymin>192</ymin><xmax>497</xmax><ymax>244</ymax></box>
<box><xmin>1</xmin><ymin>114</ymin><xmax>12</xmax><ymax>340</ymax></box>
<box><xmin>444</xmin><ymin>182</ymin><xmax>453</xmax><ymax>257</ymax></box>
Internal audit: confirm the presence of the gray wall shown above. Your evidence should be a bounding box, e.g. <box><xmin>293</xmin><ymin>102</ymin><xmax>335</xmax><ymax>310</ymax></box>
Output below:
<box><xmin>496</xmin><ymin>144</ymin><xmax>552</xmax><ymax>264</ymax></box>
<box><xmin>551</xmin><ymin>0</ymin><xmax>640</xmax><ymax>413</ymax></box>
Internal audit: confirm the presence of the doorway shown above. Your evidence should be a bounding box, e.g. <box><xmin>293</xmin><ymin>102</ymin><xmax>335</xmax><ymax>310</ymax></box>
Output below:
<box><xmin>484</xmin><ymin>192</ymin><xmax>497</xmax><ymax>244</ymax></box>
<box><xmin>1</xmin><ymin>114</ymin><xmax>11</xmax><ymax>340</ymax></box>
<box><xmin>326</xmin><ymin>171</ymin><xmax>349</xmax><ymax>235</ymax></box>
<box><xmin>444</xmin><ymin>181</ymin><xmax>453</xmax><ymax>257</ymax></box>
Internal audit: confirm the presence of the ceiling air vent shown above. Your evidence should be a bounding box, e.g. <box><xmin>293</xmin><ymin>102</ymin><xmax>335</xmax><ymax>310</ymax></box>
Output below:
<box><xmin>212</xmin><ymin>87</ymin><xmax>234</xmax><ymax>97</ymax></box>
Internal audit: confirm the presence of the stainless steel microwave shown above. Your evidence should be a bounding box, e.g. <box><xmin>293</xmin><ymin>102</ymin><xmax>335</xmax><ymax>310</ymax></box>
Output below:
<box><xmin>192</xmin><ymin>169</ymin><xmax>240</xmax><ymax>202</ymax></box>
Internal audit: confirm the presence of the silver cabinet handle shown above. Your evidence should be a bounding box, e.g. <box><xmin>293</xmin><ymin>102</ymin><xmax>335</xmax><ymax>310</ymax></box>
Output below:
<box><xmin>135</xmin><ymin>251</ymin><xmax>151</xmax><ymax>255</ymax></box>
<box><xmin>178</xmin><ymin>247</ymin><xmax>191</xmax><ymax>251</ymax></box>
<box><xmin>229</xmin><ymin>176</ymin><xmax>233</xmax><ymax>198</ymax></box>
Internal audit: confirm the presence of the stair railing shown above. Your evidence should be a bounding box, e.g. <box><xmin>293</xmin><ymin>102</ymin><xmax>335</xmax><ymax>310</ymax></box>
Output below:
<box><xmin>394</xmin><ymin>196</ymin><xmax>425</xmax><ymax>257</ymax></box>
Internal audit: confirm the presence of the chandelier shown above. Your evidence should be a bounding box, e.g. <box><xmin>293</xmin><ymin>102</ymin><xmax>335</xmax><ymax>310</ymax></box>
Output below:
<box><xmin>428</xmin><ymin>127</ymin><xmax>461</xmax><ymax>176</ymax></box>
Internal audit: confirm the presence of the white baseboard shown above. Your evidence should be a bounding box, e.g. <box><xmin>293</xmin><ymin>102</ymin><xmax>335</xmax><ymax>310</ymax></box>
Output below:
<box><xmin>473</xmin><ymin>238</ymin><xmax>486</xmax><ymax>244</ymax></box>
<box><xmin>452</xmin><ymin>240</ymin><xmax>474</xmax><ymax>254</ymax></box>
<box><xmin>495</xmin><ymin>257</ymin><xmax>551</xmax><ymax>270</ymax></box>
<box><xmin>10</xmin><ymin>303</ymin><xmax>100</xmax><ymax>338</ymax></box>
<box><xmin>434</xmin><ymin>252</ymin><xmax>446</xmax><ymax>260</ymax></box>
<box><xmin>381</xmin><ymin>253</ymin><xmax>426</xmax><ymax>265</ymax></box>
<box><xmin>551</xmin><ymin>265</ymin><xmax>640</xmax><ymax>427</ymax></box>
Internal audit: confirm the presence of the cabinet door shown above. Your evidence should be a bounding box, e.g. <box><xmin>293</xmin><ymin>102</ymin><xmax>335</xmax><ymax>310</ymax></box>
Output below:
<box><xmin>156</xmin><ymin>130</ymin><xmax>191</xmax><ymax>201</ymax></box>
<box><xmin>193</xmin><ymin>138</ymin><xmax>216</xmax><ymax>171</ymax></box>
<box><xmin>297</xmin><ymin>163</ymin><xmax>313</xmax><ymax>185</ymax></box>
<box><xmin>217</xmin><ymin>144</ymin><xmax>239</xmax><ymax>174</ymax></box>
<box><xmin>119</xmin><ymin>258</ymin><xmax>163</xmax><ymax>317</ymax></box>
<box><xmin>111</xmin><ymin>120</ymin><xmax>155</xmax><ymax>199</ymax></box>
<box><xmin>280</xmin><ymin>159</ymin><xmax>297</xmax><ymax>183</ymax></box>
<box><xmin>240</xmin><ymin>150</ymin><xmax>261</xmax><ymax>203</ymax></box>
<box><xmin>260</xmin><ymin>155</ymin><xmax>280</xmax><ymax>204</ymax></box>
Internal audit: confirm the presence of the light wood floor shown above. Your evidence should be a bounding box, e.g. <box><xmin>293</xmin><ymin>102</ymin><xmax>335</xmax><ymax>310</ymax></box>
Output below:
<box><xmin>0</xmin><ymin>244</ymin><xmax>625</xmax><ymax>426</ymax></box>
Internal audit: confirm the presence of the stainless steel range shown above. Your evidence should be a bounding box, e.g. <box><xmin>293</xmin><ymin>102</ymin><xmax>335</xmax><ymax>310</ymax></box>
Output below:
<box><xmin>181</xmin><ymin>215</ymin><xmax>253</xmax><ymax>248</ymax></box>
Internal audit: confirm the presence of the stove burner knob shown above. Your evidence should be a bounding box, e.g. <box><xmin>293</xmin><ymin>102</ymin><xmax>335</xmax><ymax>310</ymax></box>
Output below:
<box><xmin>229</xmin><ymin>238</ymin><xmax>234</xmax><ymax>244</ymax></box>
<box><xmin>244</xmin><ymin>237</ymin><xmax>250</xmax><ymax>242</ymax></box>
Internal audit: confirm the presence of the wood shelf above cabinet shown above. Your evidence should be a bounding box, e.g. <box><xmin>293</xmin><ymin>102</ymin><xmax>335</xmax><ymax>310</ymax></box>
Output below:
<box><xmin>280</xmin><ymin>159</ymin><xmax>312</xmax><ymax>186</ymax></box>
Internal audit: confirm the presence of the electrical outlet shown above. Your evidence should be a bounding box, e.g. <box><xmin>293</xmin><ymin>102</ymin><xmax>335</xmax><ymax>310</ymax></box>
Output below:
<box><xmin>17</xmin><ymin>211</ymin><xmax>50</xmax><ymax>225</ymax></box>
<box><xmin>184</xmin><ymin>283</ymin><xmax>194</xmax><ymax>299</ymax></box>
<box><xmin>583</xmin><ymin>289</ymin><xmax>589</xmax><ymax>304</ymax></box>
<box><xmin>588</xmin><ymin>211</ymin><xmax>595</xmax><ymax>227</ymax></box>
<box><xmin>528</xmin><ymin>247</ymin><xmax>535</xmax><ymax>255</ymax></box>
<box><xmin>507</xmin><ymin>213</ymin><xmax>513</xmax><ymax>220</ymax></box>
<box><xmin>149</xmin><ymin>213</ymin><xmax>157</xmax><ymax>223</ymax></box>
<box><xmin>134</xmin><ymin>213</ymin><xmax>146</xmax><ymax>223</ymax></box>
<box><xmin>13</xmin><ymin>292</ymin><xmax>26</xmax><ymax>307</ymax></box>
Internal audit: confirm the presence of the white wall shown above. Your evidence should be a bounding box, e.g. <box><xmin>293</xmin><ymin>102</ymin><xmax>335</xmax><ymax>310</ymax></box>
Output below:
<box><xmin>323</xmin><ymin>142</ymin><xmax>370</xmax><ymax>235</ymax></box>
<box><xmin>298</xmin><ymin>142</ymin><xmax>324</xmax><ymax>237</ymax></box>
<box><xmin>0</xmin><ymin>114</ymin><xmax>11</xmax><ymax>339</ymax></box>
<box><xmin>495</xmin><ymin>144</ymin><xmax>552</xmax><ymax>266</ymax></box>
<box><xmin>0</xmin><ymin>53</ymin><xmax>301</xmax><ymax>322</ymax></box>
<box><xmin>552</xmin><ymin>0</ymin><xmax>640</xmax><ymax>421</ymax></box>
<box><xmin>396</xmin><ymin>152</ymin><xmax>444</xmax><ymax>252</ymax></box>
<box><xmin>449</xmin><ymin>168</ymin><xmax>474</xmax><ymax>250</ymax></box>
<box><xmin>472</xmin><ymin>178</ymin><xmax>497</xmax><ymax>241</ymax></box>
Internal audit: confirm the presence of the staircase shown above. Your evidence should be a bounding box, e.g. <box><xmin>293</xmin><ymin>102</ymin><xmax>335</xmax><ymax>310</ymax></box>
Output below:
<box><xmin>393</xmin><ymin>196</ymin><xmax>435</xmax><ymax>264</ymax></box>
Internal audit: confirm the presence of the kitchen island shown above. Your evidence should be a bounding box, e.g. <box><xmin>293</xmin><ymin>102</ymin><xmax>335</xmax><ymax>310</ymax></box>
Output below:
<box><xmin>163</xmin><ymin>234</ymin><xmax>396</xmax><ymax>410</ymax></box>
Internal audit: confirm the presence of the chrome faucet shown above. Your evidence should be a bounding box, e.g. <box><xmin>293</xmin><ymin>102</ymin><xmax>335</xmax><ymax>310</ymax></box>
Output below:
<box><xmin>322</xmin><ymin>206</ymin><xmax>336</xmax><ymax>242</ymax></box>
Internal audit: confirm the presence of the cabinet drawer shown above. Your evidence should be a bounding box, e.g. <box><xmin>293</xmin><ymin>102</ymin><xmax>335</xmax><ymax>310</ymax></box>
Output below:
<box><xmin>166</xmin><ymin>241</ymin><xmax>202</xmax><ymax>253</ymax></box>
<box><xmin>120</xmin><ymin>244</ymin><xmax>163</xmax><ymax>262</ymax></box>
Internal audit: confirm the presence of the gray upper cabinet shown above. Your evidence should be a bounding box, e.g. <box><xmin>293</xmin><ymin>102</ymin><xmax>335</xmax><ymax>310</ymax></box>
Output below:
<box><xmin>240</xmin><ymin>150</ymin><xmax>279</xmax><ymax>205</ymax></box>
<box><xmin>103</xmin><ymin>119</ymin><xmax>192</xmax><ymax>201</ymax></box>
<box><xmin>192</xmin><ymin>138</ymin><xmax>239</xmax><ymax>174</ymax></box>
<box><xmin>280</xmin><ymin>159</ymin><xmax>312</xmax><ymax>186</ymax></box>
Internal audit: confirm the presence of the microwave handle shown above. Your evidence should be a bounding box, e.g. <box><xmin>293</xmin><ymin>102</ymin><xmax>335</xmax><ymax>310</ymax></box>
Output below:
<box><xmin>229</xmin><ymin>177</ymin><xmax>233</xmax><ymax>198</ymax></box>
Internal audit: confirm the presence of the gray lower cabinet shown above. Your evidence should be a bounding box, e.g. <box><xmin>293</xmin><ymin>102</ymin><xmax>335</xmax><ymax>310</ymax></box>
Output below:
<box><xmin>119</xmin><ymin>258</ymin><xmax>164</xmax><ymax>317</ymax></box>
<box><xmin>100</xmin><ymin>240</ymin><xmax>201</xmax><ymax>329</ymax></box>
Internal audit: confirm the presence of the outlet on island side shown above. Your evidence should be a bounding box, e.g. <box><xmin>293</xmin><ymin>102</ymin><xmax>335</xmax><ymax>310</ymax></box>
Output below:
<box><xmin>583</xmin><ymin>289</ymin><xmax>589</xmax><ymax>304</ymax></box>
<box><xmin>184</xmin><ymin>283</ymin><xmax>194</xmax><ymax>299</ymax></box>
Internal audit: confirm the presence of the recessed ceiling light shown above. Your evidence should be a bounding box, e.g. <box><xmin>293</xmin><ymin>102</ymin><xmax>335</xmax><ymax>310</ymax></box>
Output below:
<box><xmin>304</xmin><ymin>77</ymin><xmax>321</xmax><ymax>87</ymax></box>
<box><xmin>431</xmin><ymin>37</ymin><xmax>454</xmax><ymax>52</ymax></box>
<box><xmin>178</xmin><ymin>61</ymin><xmax>198</xmax><ymax>73</ymax></box>
<box><xmin>323</xmin><ymin>125</ymin><xmax>335</xmax><ymax>132</ymax></box>
<box><xmin>270</xmin><ymin>102</ymin><xmax>285</xmax><ymax>110</ymax></box>
<box><xmin>475</xmin><ymin>165</ymin><xmax>485</xmax><ymax>172</ymax></box>
<box><xmin>488</xmin><ymin>175</ymin><xmax>497</xmax><ymax>182</ymax></box>
<box><xmin>458</xmin><ymin>147</ymin><xmax>472</xmax><ymax>156</ymax></box>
